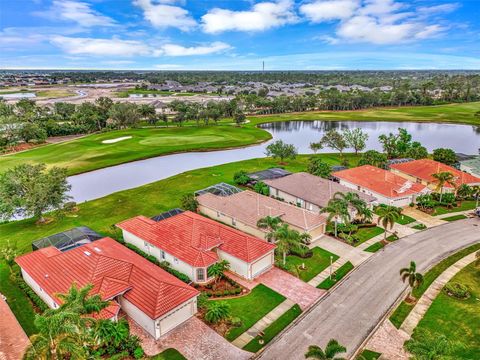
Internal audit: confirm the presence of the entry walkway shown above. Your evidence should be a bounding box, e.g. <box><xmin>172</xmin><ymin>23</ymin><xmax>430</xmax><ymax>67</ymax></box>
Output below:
<box><xmin>310</xmin><ymin>235</ymin><xmax>371</xmax><ymax>266</ymax></box>
<box><xmin>400</xmin><ymin>252</ymin><xmax>477</xmax><ymax>335</ymax></box>
<box><xmin>402</xmin><ymin>207</ymin><xmax>446</xmax><ymax>227</ymax></box>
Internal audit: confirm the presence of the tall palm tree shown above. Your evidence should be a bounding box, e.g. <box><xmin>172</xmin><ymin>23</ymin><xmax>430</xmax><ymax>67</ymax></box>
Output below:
<box><xmin>376</xmin><ymin>205</ymin><xmax>400</xmax><ymax>241</ymax></box>
<box><xmin>400</xmin><ymin>261</ymin><xmax>424</xmax><ymax>301</ymax></box>
<box><xmin>321</xmin><ymin>199</ymin><xmax>350</xmax><ymax>238</ymax></box>
<box><xmin>57</xmin><ymin>283</ymin><xmax>108</xmax><ymax>317</ymax></box>
<box><xmin>432</xmin><ymin>171</ymin><xmax>457</xmax><ymax>202</ymax></box>
<box><xmin>333</xmin><ymin>192</ymin><xmax>367</xmax><ymax>217</ymax></box>
<box><xmin>471</xmin><ymin>185</ymin><xmax>480</xmax><ymax>208</ymax></box>
<box><xmin>305</xmin><ymin>339</ymin><xmax>347</xmax><ymax>359</ymax></box>
<box><xmin>274</xmin><ymin>223</ymin><xmax>305</xmax><ymax>265</ymax></box>
<box><xmin>257</xmin><ymin>216</ymin><xmax>283</xmax><ymax>242</ymax></box>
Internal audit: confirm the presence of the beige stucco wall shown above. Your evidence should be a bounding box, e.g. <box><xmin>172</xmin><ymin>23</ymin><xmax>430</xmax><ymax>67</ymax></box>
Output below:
<box><xmin>120</xmin><ymin>296</ymin><xmax>157</xmax><ymax>338</ymax></box>
<box><xmin>157</xmin><ymin>297</ymin><xmax>197</xmax><ymax>337</ymax></box>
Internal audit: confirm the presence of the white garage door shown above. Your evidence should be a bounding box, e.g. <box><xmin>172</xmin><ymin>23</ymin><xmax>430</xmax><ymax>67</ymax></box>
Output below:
<box><xmin>159</xmin><ymin>301</ymin><xmax>193</xmax><ymax>336</ymax></box>
<box><xmin>251</xmin><ymin>253</ymin><xmax>273</xmax><ymax>279</ymax></box>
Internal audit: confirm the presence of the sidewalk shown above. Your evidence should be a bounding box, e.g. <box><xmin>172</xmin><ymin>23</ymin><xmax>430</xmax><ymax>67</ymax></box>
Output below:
<box><xmin>400</xmin><ymin>252</ymin><xmax>477</xmax><ymax>335</ymax></box>
<box><xmin>402</xmin><ymin>207</ymin><xmax>446</xmax><ymax>228</ymax></box>
<box><xmin>308</xmin><ymin>258</ymin><xmax>349</xmax><ymax>287</ymax></box>
<box><xmin>232</xmin><ymin>298</ymin><xmax>296</xmax><ymax>348</ymax></box>
<box><xmin>310</xmin><ymin>235</ymin><xmax>371</xmax><ymax>266</ymax></box>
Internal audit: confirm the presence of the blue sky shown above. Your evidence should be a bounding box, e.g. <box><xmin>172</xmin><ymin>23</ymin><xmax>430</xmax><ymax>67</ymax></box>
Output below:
<box><xmin>1</xmin><ymin>0</ymin><xmax>479</xmax><ymax>70</ymax></box>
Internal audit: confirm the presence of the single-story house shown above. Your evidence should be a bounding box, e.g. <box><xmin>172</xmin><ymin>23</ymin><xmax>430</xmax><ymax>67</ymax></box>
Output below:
<box><xmin>333</xmin><ymin>165</ymin><xmax>428</xmax><ymax>207</ymax></box>
<box><xmin>197</xmin><ymin>190</ymin><xmax>327</xmax><ymax>241</ymax></box>
<box><xmin>264</xmin><ymin>172</ymin><xmax>376</xmax><ymax>213</ymax></box>
<box><xmin>15</xmin><ymin>237</ymin><xmax>199</xmax><ymax>339</ymax></box>
<box><xmin>117</xmin><ymin>211</ymin><xmax>276</xmax><ymax>283</ymax></box>
<box><xmin>390</xmin><ymin>159</ymin><xmax>480</xmax><ymax>191</ymax></box>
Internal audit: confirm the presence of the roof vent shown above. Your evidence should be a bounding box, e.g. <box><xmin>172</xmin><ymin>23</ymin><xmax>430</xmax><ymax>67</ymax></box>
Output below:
<box><xmin>45</xmin><ymin>274</ymin><xmax>49</xmax><ymax>278</ymax></box>
<box><xmin>84</xmin><ymin>251</ymin><xmax>91</xmax><ymax>256</ymax></box>
<box><xmin>93</xmin><ymin>247</ymin><xmax>101</xmax><ymax>253</ymax></box>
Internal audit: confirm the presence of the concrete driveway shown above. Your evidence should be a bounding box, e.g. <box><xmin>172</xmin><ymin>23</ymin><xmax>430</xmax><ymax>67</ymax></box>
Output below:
<box><xmin>256</xmin><ymin>218</ymin><xmax>480</xmax><ymax>359</ymax></box>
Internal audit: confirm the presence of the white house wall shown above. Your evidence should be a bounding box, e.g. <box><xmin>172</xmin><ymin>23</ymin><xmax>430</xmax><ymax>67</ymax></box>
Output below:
<box><xmin>250</xmin><ymin>252</ymin><xmax>274</xmax><ymax>278</ymax></box>
<box><xmin>217</xmin><ymin>250</ymin><xmax>250</xmax><ymax>279</ymax></box>
<box><xmin>20</xmin><ymin>268</ymin><xmax>58</xmax><ymax>309</ymax></box>
<box><xmin>157</xmin><ymin>298</ymin><xmax>197</xmax><ymax>337</ymax></box>
<box><xmin>119</xmin><ymin>297</ymin><xmax>157</xmax><ymax>339</ymax></box>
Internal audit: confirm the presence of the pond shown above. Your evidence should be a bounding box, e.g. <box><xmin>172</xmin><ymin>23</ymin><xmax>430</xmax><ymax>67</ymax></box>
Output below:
<box><xmin>68</xmin><ymin>121</ymin><xmax>480</xmax><ymax>203</ymax></box>
<box><xmin>0</xmin><ymin>92</ymin><xmax>36</xmax><ymax>99</ymax></box>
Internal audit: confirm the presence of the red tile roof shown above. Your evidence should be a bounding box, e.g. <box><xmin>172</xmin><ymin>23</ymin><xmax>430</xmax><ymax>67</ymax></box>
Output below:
<box><xmin>15</xmin><ymin>238</ymin><xmax>199</xmax><ymax>320</ymax></box>
<box><xmin>117</xmin><ymin>211</ymin><xmax>276</xmax><ymax>266</ymax></box>
<box><xmin>333</xmin><ymin>165</ymin><xmax>427</xmax><ymax>198</ymax></box>
<box><xmin>390</xmin><ymin>159</ymin><xmax>480</xmax><ymax>188</ymax></box>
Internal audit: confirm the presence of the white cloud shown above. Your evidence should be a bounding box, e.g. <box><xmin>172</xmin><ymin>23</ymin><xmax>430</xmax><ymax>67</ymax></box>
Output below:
<box><xmin>201</xmin><ymin>0</ymin><xmax>298</xmax><ymax>33</ymax></box>
<box><xmin>300</xmin><ymin>1</ymin><xmax>359</xmax><ymax>22</ymax></box>
<box><xmin>155</xmin><ymin>42</ymin><xmax>231</xmax><ymax>56</ymax></box>
<box><xmin>134</xmin><ymin>0</ymin><xmax>196</xmax><ymax>31</ymax></box>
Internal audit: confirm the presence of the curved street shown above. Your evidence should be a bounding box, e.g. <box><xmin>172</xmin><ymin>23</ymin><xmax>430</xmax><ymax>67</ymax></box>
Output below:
<box><xmin>256</xmin><ymin>218</ymin><xmax>480</xmax><ymax>359</ymax></box>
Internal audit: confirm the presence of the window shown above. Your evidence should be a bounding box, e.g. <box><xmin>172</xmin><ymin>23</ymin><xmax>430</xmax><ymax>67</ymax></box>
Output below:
<box><xmin>216</xmin><ymin>211</ymin><xmax>220</xmax><ymax>218</ymax></box>
<box><xmin>232</xmin><ymin>218</ymin><xmax>236</xmax><ymax>226</ymax></box>
<box><xmin>144</xmin><ymin>241</ymin><xmax>149</xmax><ymax>247</ymax></box>
<box><xmin>197</xmin><ymin>268</ymin><xmax>205</xmax><ymax>282</ymax></box>
<box><xmin>160</xmin><ymin>250</ymin><xmax>166</xmax><ymax>260</ymax></box>
<box><xmin>174</xmin><ymin>258</ymin><xmax>179</xmax><ymax>264</ymax></box>
<box><xmin>357</xmin><ymin>186</ymin><xmax>361</xmax><ymax>191</ymax></box>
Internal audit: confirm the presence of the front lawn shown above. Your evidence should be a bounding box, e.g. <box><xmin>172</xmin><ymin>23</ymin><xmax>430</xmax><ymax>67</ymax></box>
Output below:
<box><xmin>433</xmin><ymin>200</ymin><xmax>477</xmax><ymax>216</ymax></box>
<box><xmin>150</xmin><ymin>348</ymin><xmax>186</xmax><ymax>360</ymax></box>
<box><xmin>243</xmin><ymin>304</ymin><xmax>302</xmax><ymax>353</ymax></box>
<box><xmin>412</xmin><ymin>223</ymin><xmax>427</xmax><ymax>230</ymax></box>
<box><xmin>317</xmin><ymin>262</ymin><xmax>354</xmax><ymax>290</ymax></box>
<box><xmin>409</xmin><ymin>262</ymin><xmax>480</xmax><ymax>359</ymax></box>
<box><xmin>364</xmin><ymin>241</ymin><xmax>385</xmax><ymax>253</ymax></box>
<box><xmin>284</xmin><ymin>247</ymin><xmax>339</xmax><ymax>282</ymax></box>
<box><xmin>395</xmin><ymin>214</ymin><xmax>416</xmax><ymax>225</ymax></box>
<box><xmin>212</xmin><ymin>284</ymin><xmax>286</xmax><ymax>342</ymax></box>
<box><xmin>357</xmin><ymin>349</ymin><xmax>382</xmax><ymax>360</ymax></box>
<box><xmin>355</xmin><ymin>226</ymin><xmax>385</xmax><ymax>246</ymax></box>
<box><xmin>442</xmin><ymin>214</ymin><xmax>468</xmax><ymax>222</ymax></box>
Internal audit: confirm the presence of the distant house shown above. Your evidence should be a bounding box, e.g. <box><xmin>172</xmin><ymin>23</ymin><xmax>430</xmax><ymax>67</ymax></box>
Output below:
<box><xmin>333</xmin><ymin>165</ymin><xmax>428</xmax><ymax>206</ymax></box>
<box><xmin>117</xmin><ymin>211</ymin><xmax>276</xmax><ymax>283</ymax></box>
<box><xmin>15</xmin><ymin>237</ymin><xmax>199</xmax><ymax>339</ymax></box>
<box><xmin>390</xmin><ymin>159</ymin><xmax>480</xmax><ymax>192</ymax></box>
<box><xmin>264</xmin><ymin>172</ymin><xmax>376</xmax><ymax>213</ymax></box>
<box><xmin>197</xmin><ymin>190</ymin><xmax>327</xmax><ymax>241</ymax></box>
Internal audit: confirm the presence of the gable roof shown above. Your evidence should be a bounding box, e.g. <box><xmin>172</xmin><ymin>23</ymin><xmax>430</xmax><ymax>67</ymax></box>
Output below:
<box><xmin>197</xmin><ymin>190</ymin><xmax>326</xmax><ymax>232</ymax></box>
<box><xmin>333</xmin><ymin>165</ymin><xmax>427</xmax><ymax>198</ymax></box>
<box><xmin>264</xmin><ymin>172</ymin><xmax>376</xmax><ymax>206</ymax></box>
<box><xmin>390</xmin><ymin>159</ymin><xmax>480</xmax><ymax>188</ymax></box>
<box><xmin>15</xmin><ymin>238</ymin><xmax>198</xmax><ymax>320</ymax></box>
<box><xmin>117</xmin><ymin>211</ymin><xmax>276</xmax><ymax>266</ymax></box>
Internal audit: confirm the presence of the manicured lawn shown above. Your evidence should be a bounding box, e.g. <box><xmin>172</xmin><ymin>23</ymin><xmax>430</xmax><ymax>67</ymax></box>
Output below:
<box><xmin>0</xmin><ymin>263</ymin><xmax>37</xmax><ymax>336</ymax></box>
<box><xmin>395</xmin><ymin>214</ymin><xmax>416</xmax><ymax>225</ymax></box>
<box><xmin>150</xmin><ymin>348</ymin><xmax>186</xmax><ymax>360</ymax></box>
<box><xmin>357</xmin><ymin>349</ymin><xmax>382</xmax><ymax>360</ymax></box>
<box><xmin>213</xmin><ymin>284</ymin><xmax>286</xmax><ymax>342</ymax></box>
<box><xmin>354</xmin><ymin>226</ymin><xmax>385</xmax><ymax>246</ymax></box>
<box><xmin>412</xmin><ymin>223</ymin><xmax>427</xmax><ymax>230</ymax></box>
<box><xmin>386</xmin><ymin>234</ymin><xmax>399</xmax><ymax>241</ymax></box>
<box><xmin>364</xmin><ymin>241</ymin><xmax>385</xmax><ymax>253</ymax></box>
<box><xmin>433</xmin><ymin>200</ymin><xmax>477</xmax><ymax>216</ymax></box>
<box><xmin>410</xmin><ymin>262</ymin><xmax>480</xmax><ymax>359</ymax></box>
<box><xmin>389</xmin><ymin>243</ymin><xmax>480</xmax><ymax>328</ymax></box>
<box><xmin>317</xmin><ymin>262</ymin><xmax>354</xmax><ymax>290</ymax></box>
<box><xmin>285</xmin><ymin>247</ymin><xmax>339</xmax><ymax>282</ymax></box>
<box><xmin>243</xmin><ymin>304</ymin><xmax>302</xmax><ymax>353</ymax></box>
<box><xmin>442</xmin><ymin>214</ymin><xmax>468</xmax><ymax>222</ymax></box>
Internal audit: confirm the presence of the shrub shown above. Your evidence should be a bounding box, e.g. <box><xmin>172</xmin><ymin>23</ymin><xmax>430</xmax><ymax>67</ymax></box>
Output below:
<box><xmin>63</xmin><ymin>201</ymin><xmax>77</xmax><ymax>212</ymax></box>
<box><xmin>181</xmin><ymin>193</ymin><xmax>198</xmax><ymax>212</ymax></box>
<box><xmin>443</xmin><ymin>282</ymin><xmax>470</xmax><ymax>299</ymax></box>
<box><xmin>254</xmin><ymin>181</ymin><xmax>270</xmax><ymax>196</ymax></box>
<box><xmin>17</xmin><ymin>279</ymin><xmax>49</xmax><ymax>312</ymax></box>
<box><xmin>307</xmin><ymin>157</ymin><xmax>331</xmax><ymax>178</ymax></box>
<box><xmin>229</xmin><ymin>317</ymin><xmax>243</xmax><ymax>328</ymax></box>
<box><xmin>133</xmin><ymin>347</ymin><xmax>144</xmax><ymax>359</ymax></box>
<box><xmin>233</xmin><ymin>170</ymin><xmax>251</xmax><ymax>185</ymax></box>
<box><xmin>205</xmin><ymin>301</ymin><xmax>230</xmax><ymax>323</ymax></box>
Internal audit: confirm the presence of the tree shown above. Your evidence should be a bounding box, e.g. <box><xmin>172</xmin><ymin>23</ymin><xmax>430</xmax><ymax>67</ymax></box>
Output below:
<box><xmin>432</xmin><ymin>148</ymin><xmax>457</xmax><ymax>166</ymax></box>
<box><xmin>18</xmin><ymin>122</ymin><xmax>47</xmax><ymax>143</ymax></box>
<box><xmin>319</xmin><ymin>130</ymin><xmax>347</xmax><ymax>157</ymax></box>
<box><xmin>234</xmin><ymin>111</ymin><xmax>246</xmax><ymax>125</ymax></box>
<box><xmin>93</xmin><ymin>318</ymin><xmax>130</xmax><ymax>351</ymax></box>
<box><xmin>138</xmin><ymin>104</ymin><xmax>156</xmax><ymax>119</ymax></box>
<box><xmin>307</xmin><ymin>157</ymin><xmax>331</xmax><ymax>178</ymax></box>
<box><xmin>207</xmin><ymin>260</ymin><xmax>230</xmax><ymax>283</ymax></box>
<box><xmin>254</xmin><ymin>181</ymin><xmax>270</xmax><ymax>196</ymax></box>
<box><xmin>57</xmin><ymin>283</ymin><xmax>108</xmax><ymax>315</ymax></box>
<box><xmin>378</xmin><ymin>128</ymin><xmax>414</xmax><ymax>159</ymax></box>
<box><xmin>333</xmin><ymin>192</ymin><xmax>368</xmax><ymax>219</ymax></box>
<box><xmin>233</xmin><ymin>170</ymin><xmax>250</xmax><ymax>185</ymax></box>
<box><xmin>358</xmin><ymin>150</ymin><xmax>388</xmax><ymax>168</ymax></box>
<box><xmin>0</xmin><ymin>163</ymin><xmax>71</xmax><ymax>222</ymax></box>
<box><xmin>404</xmin><ymin>142</ymin><xmax>428</xmax><ymax>160</ymax></box>
<box><xmin>376</xmin><ymin>205</ymin><xmax>400</xmax><ymax>241</ymax></box>
<box><xmin>205</xmin><ymin>301</ymin><xmax>230</xmax><ymax>324</ymax></box>
<box><xmin>274</xmin><ymin>224</ymin><xmax>307</xmax><ymax>265</ymax></box>
<box><xmin>320</xmin><ymin>199</ymin><xmax>350</xmax><ymax>238</ymax></box>
<box><xmin>400</xmin><ymin>261</ymin><xmax>424</xmax><ymax>301</ymax></box>
<box><xmin>108</xmin><ymin>102</ymin><xmax>140</xmax><ymax>128</ymax></box>
<box><xmin>456</xmin><ymin>184</ymin><xmax>472</xmax><ymax>204</ymax></box>
<box><xmin>343</xmin><ymin>128</ymin><xmax>368</xmax><ymax>155</ymax></box>
<box><xmin>257</xmin><ymin>216</ymin><xmax>283</xmax><ymax>243</ymax></box>
<box><xmin>432</xmin><ymin>171</ymin><xmax>456</xmax><ymax>202</ymax></box>
<box><xmin>265</xmin><ymin>140</ymin><xmax>298</xmax><ymax>163</ymax></box>
<box><xmin>304</xmin><ymin>339</ymin><xmax>347</xmax><ymax>360</ymax></box>
<box><xmin>181</xmin><ymin>193</ymin><xmax>198</xmax><ymax>212</ymax></box>
<box><xmin>310</xmin><ymin>142</ymin><xmax>323</xmax><ymax>154</ymax></box>
<box><xmin>404</xmin><ymin>329</ymin><xmax>464</xmax><ymax>360</ymax></box>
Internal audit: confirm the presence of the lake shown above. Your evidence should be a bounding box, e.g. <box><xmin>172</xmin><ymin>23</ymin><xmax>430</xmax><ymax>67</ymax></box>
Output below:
<box><xmin>68</xmin><ymin>121</ymin><xmax>480</xmax><ymax>203</ymax></box>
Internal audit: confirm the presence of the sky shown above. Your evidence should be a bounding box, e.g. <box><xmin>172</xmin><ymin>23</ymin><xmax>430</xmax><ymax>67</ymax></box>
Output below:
<box><xmin>1</xmin><ymin>0</ymin><xmax>479</xmax><ymax>70</ymax></box>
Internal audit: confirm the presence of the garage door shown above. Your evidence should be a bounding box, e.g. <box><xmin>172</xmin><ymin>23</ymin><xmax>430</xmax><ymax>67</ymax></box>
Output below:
<box><xmin>309</xmin><ymin>224</ymin><xmax>325</xmax><ymax>240</ymax></box>
<box><xmin>159</xmin><ymin>301</ymin><xmax>193</xmax><ymax>336</ymax></box>
<box><xmin>251</xmin><ymin>253</ymin><xmax>273</xmax><ymax>279</ymax></box>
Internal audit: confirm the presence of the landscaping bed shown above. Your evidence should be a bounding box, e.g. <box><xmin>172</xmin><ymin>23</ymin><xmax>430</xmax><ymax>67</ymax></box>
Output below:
<box><xmin>364</xmin><ymin>241</ymin><xmax>385</xmax><ymax>253</ymax></box>
<box><xmin>194</xmin><ymin>277</ymin><xmax>245</xmax><ymax>298</ymax></box>
<box><xmin>317</xmin><ymin>262</ymin><xmax>354</xmax><ymax>290</ymax></box>
<box><xmin>282</xmin><ymin>247</ymin><xmax>339</xmax><ymax>282</ymax></box>
<box><xmin>326</xmin><ymin>223</ymin><xmax>384</xmax><ymax>247</ymax></box>
<box><xmin>433</xmin><ymin>200</ymin><xmax>477</xmax><ymax>216</ymax></box>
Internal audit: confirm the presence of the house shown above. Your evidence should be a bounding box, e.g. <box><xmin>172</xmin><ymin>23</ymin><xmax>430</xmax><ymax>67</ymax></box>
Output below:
<box><xmin>117</xmin><ymin>211</ymin><xmax>276</xmax><ymax>283</ymax></box>
<box><xmin>390</xmin><ymin>159</ymin><xmax>480</xmax><ymax>192</ymax></box>
<box><xmin>197</xmin><ymin>190</ymin><xmax>327</xmax><ymax>241</ymax></box>
<box><xmin>333</xmin><ymin>165</ymin><xmax>428</xmax><ymax>207</ymax></box>
<box><xmin>15</xmin><ymin>237</ymin><xmax>199</xmax><ymax>340</ymax></box>
<box><xmin>264</xmin><ymin>172</ymin><xmax>376</xmax><ymax>213</ymax></box>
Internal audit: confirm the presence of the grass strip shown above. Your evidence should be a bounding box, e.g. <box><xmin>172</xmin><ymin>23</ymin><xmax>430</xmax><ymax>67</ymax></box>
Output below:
<box><xmin>150</xmin><ymin>348</ymin><xmax>187</xmax><ymax>360</ymax></box>
<box><xmin>442</xmin><ymin>214</ymin><xmax>468</xmax><ymax>222</ymax></box>
<box><xmin>317</xmin><ymin>262</ymin><xmax>354</xmax><ymax>290</ymax></box>
<box><xmin>364</xmin><ymin>242</ymin><xmax>385</xmax><ymax>253</ymax></box>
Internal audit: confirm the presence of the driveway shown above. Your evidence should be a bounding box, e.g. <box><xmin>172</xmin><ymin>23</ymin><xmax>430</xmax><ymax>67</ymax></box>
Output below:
<box><xmin>256</xmin><ymin>218</ymin><xmax>480</xmax><ymax>359</ymax></box>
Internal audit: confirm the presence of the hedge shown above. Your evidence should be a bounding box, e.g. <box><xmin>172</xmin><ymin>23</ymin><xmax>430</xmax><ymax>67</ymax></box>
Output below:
<box><xmin>17</xmin><ymin>278</ymin><xmax>49</xmax><ymax>312</ymax></box>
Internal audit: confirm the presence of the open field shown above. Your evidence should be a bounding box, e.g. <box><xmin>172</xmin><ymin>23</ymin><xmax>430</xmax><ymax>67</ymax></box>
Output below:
<box><xmin>115</xmin><ymin>89</ymin><xmax>202</xmax><ymax>98</ymax></box>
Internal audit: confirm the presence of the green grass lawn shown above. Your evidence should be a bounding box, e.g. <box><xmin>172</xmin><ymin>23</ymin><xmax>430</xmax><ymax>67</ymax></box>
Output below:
<box><xmin>409</xmin><ymin>262</ymin><xmax>480</xmax><ymax>359</ymax></box>
<box><xmin>243</xmin><ymin>304</ymin><xmax>302</xmax><ymax>353</ymax></box>
<box><xmin>389</xmin><ymin>243</ymin><xmax>480</xmax><ymax>329</ymax></box>
<box><xmin>412</xmin><ymin>223</ymin><xmax>427</xmax><ymax>230</ymax></box>
<box><xmin>213</xmin><ymin>284</ymin><xmax>285</xmax><ymax>342</ymax></box>
<box><xmin>355</xmin><ymin>226</ymin><xmax>385</xmax><ymax>246</ymax></box>
<box><xmin>364</xmin><ymin>241</ymin><xmax>385</xmax><ymax>253</ymax></box>
<box><xmin>442</xmin><ymin>214</ymin><xmax>468</xmax><ymax>222</ymax></box>
<box><xmin>433</xmin><ymin>200</ymin><xmax>477</xmax><ymax>216</ymax></box>
<box><xmin>396</xmin><ymin>214</ymin><xmax>416</xmax><ymax>225</ymax></box>
<box><xmin>285</xmin><ymin>247</ymin><xmax>339</xmax><ymax>282</ymax></box>
<box><xmin>150</xmin><ymin>348</ymin><xmax>186</xmax><ymax>360</ymax></box>
<box><xmin>357</xmin><ymin>349</ymin><xmax>382</xmax><ymax>360</ymax></box>
<box><xmin>317</xmin><ymin>262</ymin><xmax>354</xmax><ymax>290</ymax></box>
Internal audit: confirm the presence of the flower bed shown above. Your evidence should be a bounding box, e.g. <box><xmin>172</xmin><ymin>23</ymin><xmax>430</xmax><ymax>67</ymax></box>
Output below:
<box><xmin>194</xmin><ymin>277</ymin><xmax>245</xmax><ymax>298</ymax></box>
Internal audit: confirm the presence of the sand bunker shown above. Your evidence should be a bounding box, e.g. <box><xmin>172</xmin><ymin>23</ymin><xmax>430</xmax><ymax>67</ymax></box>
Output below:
<box><xmin>102</xmin><ymin>136</ymin><xmax>132</xmax><ymax>144</ymax></box>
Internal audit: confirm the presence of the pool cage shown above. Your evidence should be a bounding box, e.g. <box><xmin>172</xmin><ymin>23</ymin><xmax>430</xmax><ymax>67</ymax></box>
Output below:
<box><xmin>195</xmin><ymin>182</ymin><xmax>243</xmax><ymax>197</ymax></box>
<box><xmin>247</xmin><ymin>168</ymin><xmax>291</xmax><ymax>183</ymax></box>
<box><xmin>32</xmin><ymin>226</ymin><xmax>103</xmax><ymax>252</ymax></box>
<box><xmin>151</xmin><ymin>208</ymin><xmax>184</xmax><ymax>222</ymax></box>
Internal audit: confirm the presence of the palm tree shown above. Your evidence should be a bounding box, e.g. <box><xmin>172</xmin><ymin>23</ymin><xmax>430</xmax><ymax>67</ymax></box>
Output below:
<box><xmin>275</xmin><ymin>223</ymin><xmax>306</xmax><ymax>265</ymax></box>
<box><xmin>321</xmin><ymin>199</ymin><xmax>350</xmax><ymax>238</ymax></box>
<box><xmin>205</xmin><ymin>301</ymin><xmax>230</xmax><ymax>324</ymax></box>
<box><xmin>57</xmin><ymin>283</ymin><xmax>108</xmax><ymax>318</ymax></box>
<box><xmin>333</xmin><ymin>192</ymin><xmax>366</xmax><ymax>215</ymax></box>
<box><xmin>376</xmin><ymin>205</ymin><xmax>400</xmax><ymax>241</ymax></box>
<box><xmin>455</xmin><ymin>184</ymin><xmax>472</xmax><ymax>204</ymax></box>
<box><xmin>207</xmin><ymin>260</ymin><xmax>231</xmax><ymax>283</ymax></box>
<box><xmin>400</xmin><ymin>261</ymin><xmax>424</xmax><ymax>301</ymax></box>
<box><xmin>432</xmin><ymin>171</ymin><xmax>457</xmax><ymax>202</ymax></box>
<box><xmin>305</xmin><ymin>339</ymin><xmax>347</xmax><ymax>359</ymax></box>
<box><xmin>257</xmin><ymin>216</ymin><xmax>283</xmax><ymax>243</ymax></box>
<box><xmin>93</xmin><ymin>318</ymin><xmax>129</xmax><ymax>350</ymax></box>
<box><xmin>471</xmin><ymin>185</ymin><xmax>480</xmax><ymax>208</ymax></box>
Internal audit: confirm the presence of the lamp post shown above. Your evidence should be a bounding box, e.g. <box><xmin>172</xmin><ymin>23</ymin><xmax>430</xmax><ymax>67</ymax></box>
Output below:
<box><xmin>329</xmin><ymin>255</ymin><xmax>333</xmax><ymax>280</ymax></box>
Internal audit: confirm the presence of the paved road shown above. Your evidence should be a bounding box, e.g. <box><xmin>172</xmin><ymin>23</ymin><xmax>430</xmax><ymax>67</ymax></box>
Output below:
<box><xmin>257</xmin><ymin>218</ymin><xmax>480</xmax><ymax>359</ymax></box>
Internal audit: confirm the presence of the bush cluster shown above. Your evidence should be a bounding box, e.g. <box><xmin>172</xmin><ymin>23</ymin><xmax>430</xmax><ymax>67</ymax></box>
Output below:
<box><xmin>16</xmin><ymin>278</ymin><xmax>49</xmax><ymax>312</ymax></box>
<box><xmin>443</xmin><ymin>282</ymin><xmax>470</xmax><ymax>299</ymax></box>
